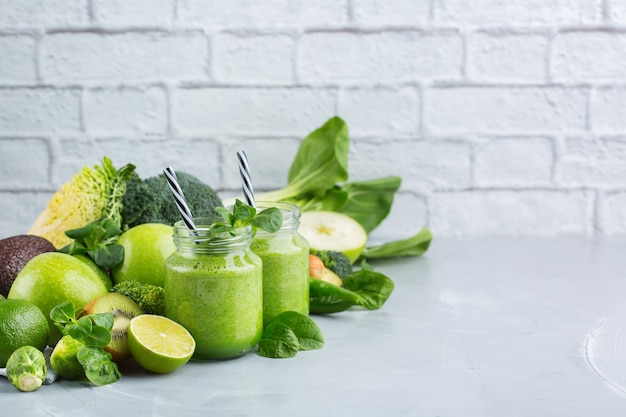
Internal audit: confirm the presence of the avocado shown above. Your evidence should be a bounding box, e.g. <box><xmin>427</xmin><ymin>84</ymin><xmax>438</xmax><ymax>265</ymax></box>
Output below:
<box><xmin>0</xmin><ymin>235</ymin><xmax>56</xmax><ymax>297</ymax></box>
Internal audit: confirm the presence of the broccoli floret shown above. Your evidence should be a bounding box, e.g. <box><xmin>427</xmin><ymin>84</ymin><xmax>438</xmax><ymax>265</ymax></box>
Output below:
<box><xmin>311</xmin><ymin>250</ymin><xmax>353</xmax><ymax>278</ymax></box>
<box><xmin>112</xmin><ymin>280</ymin><xmax>165</xmax><ymax>316</ymax></box>
<box><xmin>121</xmin><ymin>171</ymin><xmax>223</xmax><ymax>229</ymax></box>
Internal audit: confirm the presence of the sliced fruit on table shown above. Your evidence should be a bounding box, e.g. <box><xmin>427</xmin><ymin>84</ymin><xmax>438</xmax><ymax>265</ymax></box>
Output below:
<box><xmin>82</xmin><ymin>292</ymin><xmax>144</xmax><ymax>362</ymax></box>
<box><xmin>298</xmin><ymin>211</ymin><xmax>367</xmax><ymax>263</ymax></box>
<box><xmin>128</xmin><ymin>314</ymin><xmax>195</xmax><ymax>374</ymax></box>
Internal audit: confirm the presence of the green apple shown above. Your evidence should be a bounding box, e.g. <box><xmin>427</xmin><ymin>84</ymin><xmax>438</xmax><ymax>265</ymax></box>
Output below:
<box><xmin>8</xmin><ymin>252</ymin><xmax>110</xmax><ymax>344</ymax></box>
<box><xmin>111</xmin><ymin>223</ymin><xmax>176</xmax><ymax>287</ymax></box>
<box><xmin>73</xmin><ymin>254</ymin><xmax>113</xmax><ymax>291</ymax></box>
<box><xmin>299</xmin><ymin>211</ymin><xmax>368</xmax><ymax>263</ymax></box>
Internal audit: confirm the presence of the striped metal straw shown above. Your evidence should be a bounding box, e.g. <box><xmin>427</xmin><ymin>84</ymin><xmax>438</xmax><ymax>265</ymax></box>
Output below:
<box><xmin>237</xmin><ymin>150</ymin><xmax>256</xmax><ymax>208</ymax></box>
<box><xmin>163</xmin><ymin>166</ymin><xmax>197</xmax><ymax>231</ymax></box>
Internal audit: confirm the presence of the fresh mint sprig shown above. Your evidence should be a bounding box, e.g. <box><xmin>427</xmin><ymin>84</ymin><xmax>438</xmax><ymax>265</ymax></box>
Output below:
<box><xmin>211</xmin><ymin>199</ymin><xmax>282</xmax><ymax>237</ymax></box>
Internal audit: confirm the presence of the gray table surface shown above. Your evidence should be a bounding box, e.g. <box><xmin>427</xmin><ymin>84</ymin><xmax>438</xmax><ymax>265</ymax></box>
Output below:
<box><xmin>3</xmin><ymin>236</ymin><xmax>626</xmax><ymax>416</ymax></box>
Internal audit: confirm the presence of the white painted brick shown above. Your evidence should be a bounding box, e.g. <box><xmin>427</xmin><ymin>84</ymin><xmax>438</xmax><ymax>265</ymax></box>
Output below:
<box><xmin>172</xmin><ymin>87</ymin><xmax>336</xmax><ymax>136</ymax></box>
<box><xmin>55</xmin><ymin>138</ymin><xmax>222</xmax><ymax>187</ymax></box>
<box><xmin>221</xmin><ymin>138</ymin><xmax>301</xmax><ymax>190</ymax></box>
<box><xmin>467</xmin><ymin>32</ymin><xmax>549</xmax><ymax>82</ymax></box>
<box><xmin>213</xmin><ymin>33</ymin><xmax>295</xmax><ymax>83</ymax></box>
<box><xmin>590</xmin><ymin>87</ymin><xmax>626</xmax><ymax>133</ymax></box>
<box><xmin>178</xmin><ymin>0</ymin><xmax>348</xmax><ymax>28</ymax></box>
<box><xmin>0</xmin><ymin>138</ymin><xmax>50</xmax><ymax>189</ymax></box>
<box><xmin>0</xmin><ymin>88</ymin><xmax>80</xmax><ymax>134</ymax></box>
<box><xmin>337</xmin><ymin>86</ymin><xmax>419</xmax><ymax>136</ymax></box>
<box><xmin>0</xmin><ymin>35</ymin><xmax>37</xmax><ymax>83</ymax></box>
<box><xmin>430</xmin><ymin>190</ymin><xmax>593</xmax><ymax>237</ymax></box>
<box><xmin>352</xmin><ymin>0</ymin><xmax>430</xmax><ymax>26</ymax></box>
<box><xmin>0</xmin><ymin>191</ymin><xmax>52</xmax><ymax>239</ymax></box>
<box><xmin>84</xmin><ymin>87</ymin><xmax>168</xmax><ymax>136</ymax></box>
<box><xmin>92</xmin><ymin>0</ymin><xmax>174</xmax><ymax>26</ymax></box>
<box><xmin>0</xmin><ymin>0</ymin><xmax>89</xmax><ymax>27</ymax></box>
<box><xmin>552</xmin><ymin>32</ymin><xmax>626</xmax><ymax>82</ymax></box>
<box><xmin>598</xmin><ymin>191</ymin><xmax>626</xmax><ymax>234</ymax></box>
<box><xmin>366</xmin><ymin>192</ymin><xmax>428</xmax><ymax>245</ymax></box>
<box><xmin>433</xmin><ymin>0</ymin><xmax>602</xmax><ymax>26</ymax></box>
<box><xmin>556</xmin><ymin>136</ymin><xmax>626</xmax><ymax>187</ymax></box>
<box><xmin>350</xmin><ymin>139</ymin><xmax>472</xmax><ymax>191</ymax></box>
<box><xmin>424</xmin><ymin>86</ymin><xmax>588</xmax><ymax>134</ymax></box>
<box><xmin>474</xmin><ymin>138</ymin><xmax>554</xmax><ymax>186</ymax></box>
<box><xmin>609</xmin><ymin>0</ymin><xmax>626</xmax><ymax>24</ymax></box>
<box><xmin>299</xmin><ymin>31</ymin><xmax>463</xmax><ymax>82</ymax></box>
<box><xmin>41</xmin><ymin>32</ymin><xmax>208</xmax><ymax>83</ymax></box>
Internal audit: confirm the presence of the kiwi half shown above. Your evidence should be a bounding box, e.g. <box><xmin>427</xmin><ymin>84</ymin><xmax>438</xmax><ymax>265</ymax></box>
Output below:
<box><xmin>83</xmin><ymin>292</ymin><xmax>144</xmax><ymax>362</ymax></box>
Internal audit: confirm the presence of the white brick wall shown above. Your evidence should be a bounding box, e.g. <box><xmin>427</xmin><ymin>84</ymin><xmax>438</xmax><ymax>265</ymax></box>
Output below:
<box><xmin>1</xmin><ymin>0</ymin><xmax>626</xmax><ymax>240</ymax></box>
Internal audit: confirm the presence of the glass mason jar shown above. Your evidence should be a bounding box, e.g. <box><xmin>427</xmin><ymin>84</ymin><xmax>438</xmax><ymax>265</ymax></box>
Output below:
<box><xmin>164</xmin><ymin>218</ymin><xmax>263</xmax><ymax>360</ymax></box>
<box><xmin>250</xmin><ymin>202</ymin><xmax>310</xmax><ymax>325</ymax></box>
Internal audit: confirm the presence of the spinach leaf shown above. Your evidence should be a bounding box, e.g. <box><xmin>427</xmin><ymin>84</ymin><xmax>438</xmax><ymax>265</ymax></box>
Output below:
<box><xmin>271</xmin><ymin>311</ymin><xmax>325</xmax><ymax>350</ymax></box>
<box><xmin>343</xmin><ymin>269</ymin><xmax>395</xmax><ymax>310</ymax></box>
<box><xmin>257</xmin><ymin>311</ymin><xmax>325</xmax><ymax>358</ymax></box>
<box><xmin>309</xmin><ymin>268</ymin><xmax>395</xmax><ymax>314</ymax></box>
<box><xmin>335</xmin><ymin>176</ymin><xmax>401</xmax><ymax>233</ymax></box>
<box><xmin>257</xmin><ymin>322</ymin><xmax>300</xmax><ymax>359</ymax></box>
<box><xmin>360</xmin><ymin>227</ymin><xmax>433</xmax><ymax>260</ymax></box>
<box><xmin>259</xmin><ymin>116</ymin><xmax>350</xmax><ymax>202</ymax></box>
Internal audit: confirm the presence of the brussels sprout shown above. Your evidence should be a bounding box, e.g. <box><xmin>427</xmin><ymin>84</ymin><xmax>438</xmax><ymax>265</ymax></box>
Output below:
<box><xmin>50</xmin><ymin>335</ymin><xmax>85</xmax><ymax>380</ymax></box>
<box><xmin>6</xmin><ymin>345</ymin><xmax>47</xmax><ymax>392</ymax></box>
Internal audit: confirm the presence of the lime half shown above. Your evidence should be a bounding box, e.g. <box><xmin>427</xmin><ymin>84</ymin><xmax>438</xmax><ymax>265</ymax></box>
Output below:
<box><xmin>128</xmin><ymin>315</ymin><xmax>195</xmax><ymax>373</ymax></box>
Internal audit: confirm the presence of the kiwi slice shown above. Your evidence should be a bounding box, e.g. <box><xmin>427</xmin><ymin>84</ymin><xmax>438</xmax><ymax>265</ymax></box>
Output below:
<box><xmin>83</xmin><ymin>292</ymin><xmax>144</xmax><ymax>362</ymax></box>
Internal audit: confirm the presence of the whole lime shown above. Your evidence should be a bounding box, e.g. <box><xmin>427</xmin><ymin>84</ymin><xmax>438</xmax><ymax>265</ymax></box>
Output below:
<box><xmin>0</xmin><ymin>299</ymin><xmax>49</xmax><ymax>367</ymax></box>
<box><xmin>8</xmin><ymin>252</ymin><xmax>109</xmax><ymax>344</ymax></box>
<box><xmin>111</xmin><ymin>224</ymin><xmax>175</xmax><ymax>287</ymax></box>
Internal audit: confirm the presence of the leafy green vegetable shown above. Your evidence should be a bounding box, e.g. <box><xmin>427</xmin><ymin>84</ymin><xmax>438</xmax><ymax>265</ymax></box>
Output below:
<box><xmin>257</xmin><ymin>311</ymin><xmax>324</xmax><ymax>358</ymax></box>
<box><xmin>50</xmin><ymin>335</ymin><xmax>85</xmax><ymax>380</ymax></box>
<box><xmin>257</xmin><ymin>322</ymin><xmax>300</xmax><ymax>359</ymax></box>
<box><xmin>60</xmin><ymin>217</ymin><xmax>124</xmax><ymax>269</ymax></box>
<box><xmin>5</xmin><ymin>346</ymin><xmax>47</xmax><ymax>392</ymax></box>
<box><xmin>258</xmin><ymin>116</ymin><xmax>349</xmax><ymax>203</ymax></box>
<box><xmin>122</xmin><ymin>171</ymin><xmax>223</xmax><ymax>229</ymax></box>
<box><xmin>212</xmin><ymin>199</ymin><xmax>282</xmax><ymax>237</ymax></box>
<box><xmin>360</xmin><ymin>227</ymin><xmax>433</xmax><ymax>260</ymax></box>
<box><xmin>254</xmin><ymin>116</ymin><xmax>431</xmax><ymax>260</ymax></box>
<box><xmin>270</xmin><ymin>311</ymin><xmax>325</xmax><ymax>350</ymax></box>
<box><xmin>309</xmin><ymin>266</ymin><xmax>395</xmax><ymax>314</ymax></box>
<box><xmin>49</xmin><ymin>301</ymin><xmax>120</xmax><ymax>385</ymax></box>
<box><xmin>28</xmin><ymin>157</ymin><xmax>135</xmax><ymax>249</ymax></box>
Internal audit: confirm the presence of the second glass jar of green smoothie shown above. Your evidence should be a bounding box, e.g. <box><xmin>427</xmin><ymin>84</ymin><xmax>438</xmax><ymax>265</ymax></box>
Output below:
<box><xmin>250</xmin><ymin>202</ymin><xmax>310</xmax><ymax>324</ymax></box>
<box><xmin>164</xmin><ymin>218</ymin><xmax>263</xmax><ymax>360</ymax></box>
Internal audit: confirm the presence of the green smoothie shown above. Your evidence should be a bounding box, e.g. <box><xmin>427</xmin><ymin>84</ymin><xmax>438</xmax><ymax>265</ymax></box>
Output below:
<box><xmin>164</xmin><ymin>220</ymin><xmax>263</xmax><ymax>360</ymax></box>
<box><xmin>251</xmin><ymin>202</ymin><xmax>310</xmax><ymax>325</ymax></box>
